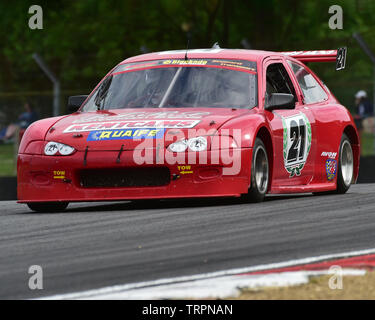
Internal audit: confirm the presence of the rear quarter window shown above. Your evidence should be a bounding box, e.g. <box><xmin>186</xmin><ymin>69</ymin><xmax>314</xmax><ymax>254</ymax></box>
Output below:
<box><xmin>287</xmin><ymin>61</ymin><xmax>328</xmax><ymax>104</ymax></box>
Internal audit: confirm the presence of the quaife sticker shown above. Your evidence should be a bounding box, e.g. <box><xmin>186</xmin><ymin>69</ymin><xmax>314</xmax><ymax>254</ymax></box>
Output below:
<box><xmin>281</xmin><ymin>112</ymin><xmax>312</xmax><ymax>177</ymax></box>
<box><xmin>87</xmin><ymin>128</ymin><xmax>165</xmax><ymax>141</ymax></box>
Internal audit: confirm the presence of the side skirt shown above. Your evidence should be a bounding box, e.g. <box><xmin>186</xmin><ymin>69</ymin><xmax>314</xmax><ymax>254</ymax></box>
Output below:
<box><xmin>269</xmin><ymin>182</ymin><xmax>337</xmax><ymax>194</ymax></box>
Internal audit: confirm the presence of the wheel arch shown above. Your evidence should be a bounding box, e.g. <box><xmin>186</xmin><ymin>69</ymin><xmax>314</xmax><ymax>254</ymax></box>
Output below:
<box><xmin>255</xmin><ymin>126</ymin><xmax>274</xmax><ymax>191</ymax></box>
<box><xmin>343</xmin><ymin>124</ymin><xmax>360</xmax><ymax>183</ymax></box>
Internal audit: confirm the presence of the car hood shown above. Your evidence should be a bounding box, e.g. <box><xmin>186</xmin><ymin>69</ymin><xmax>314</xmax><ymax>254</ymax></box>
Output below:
<box><xmin>45</xmin><ymin>108</ymin><xmax>254</xmax><ymax>151</ymax></box>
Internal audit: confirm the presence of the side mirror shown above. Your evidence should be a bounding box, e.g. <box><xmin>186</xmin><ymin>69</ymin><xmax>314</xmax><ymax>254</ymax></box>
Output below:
<box><xmin>67</xmin><ymin>95</ymin><xmax>88</xmax><ymax>113</ymax></box>
<box><xmin>265</xmin><ymin>93</ymin><xmax>295</xmax><ymax>111</ymax></box>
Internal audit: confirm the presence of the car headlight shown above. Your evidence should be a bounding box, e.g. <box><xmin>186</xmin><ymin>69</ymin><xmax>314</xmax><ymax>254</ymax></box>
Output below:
<box><xmin>44</xmin><ymin>141</ymin><xmax>75</xmax><ymax>156</ymax></box>
<box><xmin>187</xmin><ymin>137</ymin><xmax>207</xmax><ymax>152</ymax></box>
<box><xmin>168</xmin><ymin>140</ymin><xmax>188</xmax><ymax>153</ymax></box>
<box><xmin>169</xmin><ymin>137</ymin><xmax>207</xmax><ymax>152</ymax></box>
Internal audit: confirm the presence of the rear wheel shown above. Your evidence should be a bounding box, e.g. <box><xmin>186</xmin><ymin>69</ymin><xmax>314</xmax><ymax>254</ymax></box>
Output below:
<box><xmin>243</xmin><ymin>138</ymin><xmax>269</xmax><ymax>202</ymax></box>
<box><xmin>336</xmin><ymin>133</ymin><xmax>354</xmax><ymax>194</ymax></box>
<box><xmin>314</xmin><ymin>133</ymin><xmax>354</xmax><ymax>196</ymax></box>
<box><xmin>27</xmin><ymin>202</ymin><xmax>69</xmax><ymax>213</ymax></box>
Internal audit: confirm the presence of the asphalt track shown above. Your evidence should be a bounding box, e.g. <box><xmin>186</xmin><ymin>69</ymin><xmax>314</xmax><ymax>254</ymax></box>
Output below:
<box><xmin>1</xmin><ymin>184</ymin><xmax>375</xmax><ymax>299</ymax></box>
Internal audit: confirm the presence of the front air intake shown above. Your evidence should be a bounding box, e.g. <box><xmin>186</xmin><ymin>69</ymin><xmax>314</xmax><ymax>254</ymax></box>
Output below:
<box><xmin>80</xmin><ymin>167</ymin><xmax>171</xmax><ymax>188</ymax></box>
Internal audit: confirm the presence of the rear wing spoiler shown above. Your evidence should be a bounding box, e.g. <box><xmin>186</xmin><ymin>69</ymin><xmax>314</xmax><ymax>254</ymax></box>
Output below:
<box><xmin>281</xmin><ymin>47</ymin><xmax>347</xmax><ymax>70</ymax></box>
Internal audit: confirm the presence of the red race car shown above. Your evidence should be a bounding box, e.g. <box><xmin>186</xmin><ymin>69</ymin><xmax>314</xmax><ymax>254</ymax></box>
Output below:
<box><xmin>17</xmin><ymin>47</ymin><xmax>359</xmax><ymax>212</ymax></box>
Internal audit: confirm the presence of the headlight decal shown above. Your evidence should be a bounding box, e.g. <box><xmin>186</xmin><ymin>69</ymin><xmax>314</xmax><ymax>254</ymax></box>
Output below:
<box><xmin>58</xmin><ymin>144</ymin><xmax>75</xmax><ymax>155</ymax></box>
<box><xmin>44</xmin><ymin>142</ymin><xmax>59</xmax><ymax>155</ymax></box>
<box><xmin>44</xmin><ymin>141</ymin><xmax>75</xmax><ymax>156</ymax></box>
<box><xmin>187</xmin><ymin>137</ymin><xmax>208</xmax><ymax>152</ymax></box>
<box><xmin>168</xmin><ymin>140</ymin><xmax>188</xmax><ymax>153</ymax></box>
<box><xmin>169</xmin><ymin>137</ymin><xmax>208</xmax><ymax>152</ymax></box>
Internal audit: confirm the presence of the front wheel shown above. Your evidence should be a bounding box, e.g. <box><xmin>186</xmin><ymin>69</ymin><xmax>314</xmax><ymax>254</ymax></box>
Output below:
<box><xmin>336</xmin><ymin>133</ymin><xmax>354</xmax><ymax>194</ymax></box>
<box><xmin>243</xmin><ymin>138</ymin><xmax>269</xmax><ymax>203</ymax></box>
<box><xmin>26</xmin><ymin>202</ymin><xmax>69</xmax><ymax>213</ymax></box>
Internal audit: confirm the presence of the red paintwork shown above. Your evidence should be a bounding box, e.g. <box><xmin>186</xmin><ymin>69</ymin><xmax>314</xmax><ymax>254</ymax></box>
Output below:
<box><xmin>280</xmin><ymin>50</ymin><xmax>337</xmax><ymax>62</ymax></box>
<box><xmin>17</xmin><ymin>49</ymin><xmax>360</xmax><ymax>203</ymax></box>
<box><xmin>241</xmin><ymin>254</ymin><xmax>375</xmax><ymax>275</ymax></box>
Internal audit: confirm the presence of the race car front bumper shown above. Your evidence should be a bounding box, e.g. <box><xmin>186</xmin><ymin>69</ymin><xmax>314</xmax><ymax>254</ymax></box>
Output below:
<box><xmin>17</xmin><ymin>148</ymin><xmax>252</xmax><ymax>203</ymax></box>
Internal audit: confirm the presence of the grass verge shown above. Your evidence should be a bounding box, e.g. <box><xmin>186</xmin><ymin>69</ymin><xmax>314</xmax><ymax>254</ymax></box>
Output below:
<box><xmin>0</xmin><ymin>144</ymin><xmax>16</xmax><ymax>176</ymax></box>
<box><xmin>233</xmin><ymin>270</ymin><xmax>375</xmax><ymax>300</ymax></box>
<box><xmin>360</xmin><ymin>132</ymin><xmax>374</xmax><ymax>156</ymax></box>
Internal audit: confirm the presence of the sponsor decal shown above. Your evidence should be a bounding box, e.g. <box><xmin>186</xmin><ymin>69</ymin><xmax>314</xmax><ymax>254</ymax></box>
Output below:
<box><xmin>282</xmin><ymin>50</ymin><xmax>336</xmax><ymax>56</ymax></box>
<box><xmin>73</xmin><ymin>111</ymin><xmax>210</xmax><ymax>123</ymax></box>
<box><xmin>177</xmin><ymin>165</ymin><xmax>193</xmax><ymax>175</ymax></box>
<box><xmin>326</xmin><ymin>159</ymin><xmax>337</xmax><ymax>181</ymax></box>
<box><xmin>281</xmin><ymin>112</ymin><xmax>312</xmax><ymax>177</ymax></box>
<box><xmin>321</xmin><ymin>151</ymin><xmax>337</xmax><ymax>158</ymax></box>
<box><xmin>160</xmin><ymin>58</ymin><xmax>256</xmax><ymax>72</ymax></box>
<box><xmin>163</xmin><ymin>59</ymin><xmax>208</xmax><ymax>66</ymax></box>
<box><xmin>115</xmin><ymin>58</ymin><xmax>257</xmax><ymax>74</ymax></box>
<box><xmin>87</xmin><ymin>129</ymin><xmax>165</xmax><ymax>141</ymax></box>
<box><xmin>64</xmin><ymin>120</ymin><xmax>200</xmax><ymax>133</ymax></box>
<box><xmin>53</xmin><ymin>170</ymin><xmax>65</xmax><ymax>179</ymax></box>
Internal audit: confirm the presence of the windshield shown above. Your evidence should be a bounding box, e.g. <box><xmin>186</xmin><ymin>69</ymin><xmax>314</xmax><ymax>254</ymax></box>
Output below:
<box><xmin>82</xmin><ymin>59</ymin><xmax>257</xmax><ymax>111</ymax></box>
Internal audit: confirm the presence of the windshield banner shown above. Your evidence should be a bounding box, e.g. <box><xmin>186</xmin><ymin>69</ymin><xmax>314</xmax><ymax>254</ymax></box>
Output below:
<box><xmin>114</xmin><ymin>59</ymin><xmax>257</xmax><ymax>74</ymax></box>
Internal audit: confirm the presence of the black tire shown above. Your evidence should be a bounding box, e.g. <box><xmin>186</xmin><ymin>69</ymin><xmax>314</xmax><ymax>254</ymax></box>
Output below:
<box><xmin>335</xmin><ymin>133</ymin><xmax>354</xmax><ymax>194</ymax></box>
<box><xmin>313</xmin><ymin>133</ymin><xmax>353</xmax><ymax>196</ymax></box>
<box><xmin>27</xmin><ymin>202</ymin><xmax>69</xmax><ymax>213</ymax></box>
<box><xmin>243</xmin><ymin>138</ymin><xmax>269</xmax><ymax>203</ymax></box>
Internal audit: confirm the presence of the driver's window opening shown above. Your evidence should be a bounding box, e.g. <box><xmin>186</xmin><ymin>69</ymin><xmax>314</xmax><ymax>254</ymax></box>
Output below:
<box><xmin>266</xmin><ymin>63</ymin><xmax>297</xmax><ymax>102</ymax></box>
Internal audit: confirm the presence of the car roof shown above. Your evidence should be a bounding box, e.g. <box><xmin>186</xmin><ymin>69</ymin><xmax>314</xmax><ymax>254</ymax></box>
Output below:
<box><xmin>120</xmin><ymin>49</ymin><xmax>278</xmax><ymax>65</ymax></box>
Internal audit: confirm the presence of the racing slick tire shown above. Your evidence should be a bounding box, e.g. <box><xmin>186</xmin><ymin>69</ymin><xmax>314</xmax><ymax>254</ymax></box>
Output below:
<box><xmin>26</xmin><ymin>202</ymin><xmax>69</xmax><ymax>213</ymax></box>
<box><xmin>243</xmin><ymin>138</ymin><xmax>269</xmax><ymax>203</ymax></box>
<box><xmin>335</xmin><ymin>133</ymin><xmax>354</xmax><ymax>194</ymax></box>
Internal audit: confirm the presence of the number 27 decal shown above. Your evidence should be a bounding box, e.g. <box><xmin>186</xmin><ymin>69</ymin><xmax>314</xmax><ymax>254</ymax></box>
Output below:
<box><xmin>281</xmin><ymin>113</ymin><xmax>312</xmax><ymax>177</ymax></box>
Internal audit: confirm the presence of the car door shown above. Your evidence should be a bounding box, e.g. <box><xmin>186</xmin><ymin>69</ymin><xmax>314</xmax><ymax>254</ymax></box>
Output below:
<box><xmin>263</xmin><ymin>58</ymin><xmax>316</xmax><ymax>188</ymax></box>
<box><xmin>285</xmin><ymin>59</ymin><xmax>339</xmax><ymax>184</ymax></box>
